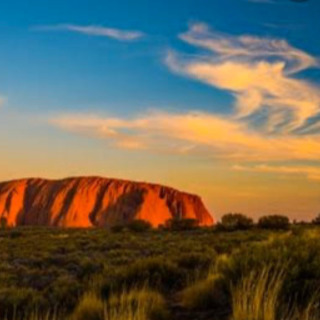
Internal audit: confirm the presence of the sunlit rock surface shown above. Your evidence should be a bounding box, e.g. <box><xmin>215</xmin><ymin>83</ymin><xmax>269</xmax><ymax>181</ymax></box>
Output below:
<box><xmin>0</xmin><ymin>177</ymin><xmax>214</xmax><ymax>227</ymax></box>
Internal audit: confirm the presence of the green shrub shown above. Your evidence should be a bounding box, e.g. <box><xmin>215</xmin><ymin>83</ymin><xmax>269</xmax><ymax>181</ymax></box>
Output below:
<box><xmin>217</xmin><ymin>213</ymin><xmax>253</xmax><ymax>231</ymax></box>
<box><xmin>110</xmin><ymin>225</ymin><xmax>126</xmax><ymax>233</ymax></box>
<box><xmin>101</xmin><ymin>257</ymin><xmax>183</xmax><ymax>296</ymax></box>
<box><xmin>180</xmin><ymin>273</ymin><xmax>230</xmax><ymax>311</ymax></box>
<box><xmin>165</xmin><ymin>218</ymin><xmax>199</xmax><ymax>231</ymax></box>
<box><xmin>175</xmin><ymin>252</ymin><xmax>214</xmax><ymax>271</ymax></box>
<box><xmin>0</xmin><ymin>287</ymin><xmax>46</xmax><ymax>316</ymax></box>
<box><xmin>311</xmin><ymin>214</ymin><xmax>320</xmax><ymax>225</ymax></box>
<box><xmin>45</xmin><ymin>276</ymin><xmax>82</xmax><ymax>309</ymax></box>
<box><xmin>0</xmin><ymin>216</ymin><xmax>7</xmax><ymax>229</ymax></box>
<box><xmin>127</xmin><ymin>220</ymin><xmax>152</xmax><ymax>232</ymax></box>
<box><xmin>258</xmin><ymin>215</ymin><xmax>290</xmax><ymax>230</ymax></box>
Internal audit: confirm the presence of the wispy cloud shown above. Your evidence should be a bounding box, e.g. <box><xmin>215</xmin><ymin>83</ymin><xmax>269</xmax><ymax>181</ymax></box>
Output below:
<box><xmin>49</xmin><ymin>23</ymin><xmax>320</xmax><ymax>182</ymax></box>
<box><xmin>50</xmin><ymin>111</ymin><xmax>320</xmax><ymax>163</ymax></box>
<box><xmin>33</xmin><ymin>24</ymin><xmax>145</xmax><ymax>41</ymax></box>
<box><xmin>167</xmin><ymin>23</ymin><xmax>320</xmax><ymax>133</ymax></box>
<box><xmin>233</xmin><ymin>164</ymin><xmax>320</xmax><ymax>181</ymax></box>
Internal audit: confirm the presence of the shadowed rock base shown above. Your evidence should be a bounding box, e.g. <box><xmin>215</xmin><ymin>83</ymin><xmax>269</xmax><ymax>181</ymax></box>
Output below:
<box><xmin>0</xmin><ymin>177</ymin><xmax>214</xmax><ymax>228</ymax></box>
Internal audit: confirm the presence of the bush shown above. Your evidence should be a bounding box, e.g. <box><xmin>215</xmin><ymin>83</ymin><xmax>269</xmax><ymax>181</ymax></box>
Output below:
<box><xmin>127</xmin><ymin>220</ymin><xmax>152</xmax><ymax>232</ymax></box>
<box><xmin>180</xmin><ymin>273</ymin><xmax>230</xmax><ymax>311</ymax></box>
<box><xmin>312</xmin><ymin>214</ymin><xmax>320</xmax><ymax>225</ymax></box>
<box><xmin>217</xmin><ymin>213</ymin><xmax>253</xmax><ymax>231</ymax></box>
<box><xmin>111</xmin><ymin>225</ymin><xmax>126</xmax><ymax>233</ymax></box>
<box><xmin>0</xmin><ymin>287</ymin><xmax>46</xmax><ymax>316</ymax></box>
<box><xmin>0</xmin><ymin>216</ymin><xmax>7</xmax><ymax>229</ymax></box>
<box><xmin>71</xmin><ymin>292</ymin><xmax>104</xmax><ymax>320</ymax></box>
<box><xmin>165</xmin><ymin>218</ymin><xmax>199</xmax><ymax>231</ymax></box>
<box><xmin>45</xmin><ymin>275</ymin><xmax>82</xmax><ymax>309</ymax></box>
<box><xmin>258</xmin><ymin>215</ymin><xmax>290</xmax><ymax>230</ymax></box>
<box><xmin>175</xmin><ymin>253</ymin><xmax>215</xmax><ymax>272</ymax></box>
<box><xmin>101</xmin><ymin>257</ymin><xmax>184</xmax><ymax>296</ymax></box>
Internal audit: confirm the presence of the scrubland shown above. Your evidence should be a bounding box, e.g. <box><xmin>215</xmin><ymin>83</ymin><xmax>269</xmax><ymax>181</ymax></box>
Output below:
<box><xmin>1</xmin><ymin>223</ymin><xmax>320</xmax><ymax>320</ymax></box>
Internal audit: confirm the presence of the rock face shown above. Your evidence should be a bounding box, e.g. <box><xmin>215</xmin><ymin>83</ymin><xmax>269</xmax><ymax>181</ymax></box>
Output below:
<box><xmin>0</xmin><ymin>177</ymin><xmax>214</xmax><ymax>228</ymax></box>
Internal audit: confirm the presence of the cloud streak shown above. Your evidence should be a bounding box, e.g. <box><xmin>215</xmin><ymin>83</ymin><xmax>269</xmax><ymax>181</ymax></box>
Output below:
<box><xmin>50</xmin><ymin>111</ymin><xmax>320</xmax><ymax>164</ymax></box>
<box><xmin>33</xmin><ymin>24</ymin><xmax>144</xmax><ymax>41</ymax></box>
<box><xmin>233</xmin><ymin>164</ymin><xmax>320</xmax><ymax>181</ymax></box>
<box><xmin>49</xmin><ymin>24</ymin><xmax>320</xmax><ymax>182</ymax></box>
<box><xmin>167</xmin><ymin>23</ymin><xmax>320</xmax><ymax>132</ymax></box>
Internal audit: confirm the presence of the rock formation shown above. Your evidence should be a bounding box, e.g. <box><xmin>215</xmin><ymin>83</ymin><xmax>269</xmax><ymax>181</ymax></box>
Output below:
<box><xmin>0</xmin><ymin>177</ymin><xmax>214</xmax><ymax>227</ymax></box>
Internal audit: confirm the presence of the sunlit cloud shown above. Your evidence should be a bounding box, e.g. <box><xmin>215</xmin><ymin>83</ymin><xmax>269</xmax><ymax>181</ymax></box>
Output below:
<box><xmin>233</xmin><ymin>164</ymin><xmax>320</xmax><ymax>181</ymax></box>
<box><xmin>50</xmin><ymin>111</ymin><xmax>320</xmax><ymax>163</ymax></box>
<box><xmin>33</xmin><ymin>24</ymin><xmax>145</xmax><ymax>41</ymax></box>
<box><xmin>166</xmin><ymin>23</ymin><xmax>320</xmax><ymax>132</ymax></box>
<box><xmin>49</xmin><ymin>23</ymin><xmax>320</xmax><ymax>182</ymax></box>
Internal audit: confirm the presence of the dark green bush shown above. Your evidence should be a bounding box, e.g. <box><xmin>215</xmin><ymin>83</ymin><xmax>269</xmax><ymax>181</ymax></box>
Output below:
<box><xmin>45</xmin><ymin>275</ymin><xmax>82</xmax><ymax>309</ymax></box>
<box><xmin>110</xmin><ymin>224</ymin><xmax>126</xmax><ymax>233</ymax></box>
<box><xmin>258</xmin><ymin>215</ymin><xmax>290</xmax><ymax>230</ymax></box>
<box><xmin>127</xmin><ymin>219</ymin><xmax>152</xmax><ymax>232</ymax></box>
<box><xmin>175</xmin><ymin>252</ymin><xmax>215</xmax><ymax>272</ymax></box>
<box><xmin>180</xmin><ymin>274</ymin><xmax>230</xmax><ymax>311</ymax></box>
<box><xmin>0</xmin><ymin>287</ymin><xmax>46</xmax><ymax>316</ymax></box>
<box><xmin>312</xmin><ymin>213</ymin><xmax>320</xmax><ymax>225</ymax></box>
<box><xmin>217</xmin><ymin>213</ymin><xmax>253</xmax><ymax>231</ymax></box>
<box><xmin>165</xmin><ymin>218</ymin><xmax>199</xmax><ymax>231</ymax></box>
<box><xmin>0</xmin><ymin>217</ymin><xmax>7</xmax><ymax>229</ymax></box>
<box><xmin>101</xmin><ymin>257</ymin><xmax>184</xmax><ymax>297</ymax></box>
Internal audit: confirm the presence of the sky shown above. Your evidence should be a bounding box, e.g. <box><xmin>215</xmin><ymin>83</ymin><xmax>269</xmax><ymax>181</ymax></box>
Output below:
<box><xmin>0</xmin><ymin>0</ymin><xmax>319</xmax><ymax>221</ymax></box>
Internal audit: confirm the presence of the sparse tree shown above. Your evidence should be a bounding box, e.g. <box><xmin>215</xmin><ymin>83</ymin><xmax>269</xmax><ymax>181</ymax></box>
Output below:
<box><xmin>312</xmin><ymin>214</ymin><xmax>320</xmax><ymax>225</ymax></box>
<box><xmin>217</xmin><ymin>213</ymin><xmax>253</xmax><ymax>231</ymax></box>
<box><xmin>258</xmin><ymin>215</ymin><xmax>290</xmax><ymax>230</ymax></box>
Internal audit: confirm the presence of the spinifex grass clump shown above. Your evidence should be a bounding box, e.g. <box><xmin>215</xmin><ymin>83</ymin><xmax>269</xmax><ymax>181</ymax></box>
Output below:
<box><xmin>71</xmin><ymin>292</ymin><xmax>104</xmax><ymax>320</ymax></box>
<box><xmin>230</xmin><ymin>266</ymin><xmax>320</xmax><ymax>320</ymax></box>
<box><xmin>71</xmin><ymin>286</ymin><xmax>167</xmax><ymax>320</ymax></box>
<box><xmin>231</xmin><ymin>266</ymin><xmax>284</xmax><ymax>320</ymax></box>
<box><xmin>105</xmin><ymin>286</ymin><xmax>167</xmax><ymax>320</ymax></box>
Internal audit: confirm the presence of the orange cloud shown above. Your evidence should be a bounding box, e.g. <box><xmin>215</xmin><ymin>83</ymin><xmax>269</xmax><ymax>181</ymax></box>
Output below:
<box><xmin>51</xmin><ymin>111</ymin><xmax>320</xmax><ymax>163</ymax></box>
<box><xmin>233</xmin><ymin>164</ymin><xmax>320</xmax><ymax>181</ymax></box>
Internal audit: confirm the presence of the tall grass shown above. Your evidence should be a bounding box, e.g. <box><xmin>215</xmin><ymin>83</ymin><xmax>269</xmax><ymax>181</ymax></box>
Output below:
<box><xmin>179</xmin><ymin>254</ymin><xmax>231</xmax><ymax>311</ymax></box>
<box><xmin>231</xmin><ymin>266</ymin><xmax>284</xmax><ymax>320</ymax></box>
<box><xmin>105</xmin><ymin>286</ymin><xmax>167</xmax><ymax>320</ymax></box>
<box><xmin>1</xmin><ymin>311</ymin><xmax>59</xmax><ymax>320</ymax></box>
<box><xmin>70</xmin><ymin>286</ymin><xmax>167</xmax><ymax>320</ymax></box>
<box><xmin>231</xmin><ymin>266</ymin><xmax>320</xmax><ymax>320</ymax></box>
<box><xmin>71</xmin><ymin>292</ymin><xmax>104</xmax><ymax>320</ymax></box>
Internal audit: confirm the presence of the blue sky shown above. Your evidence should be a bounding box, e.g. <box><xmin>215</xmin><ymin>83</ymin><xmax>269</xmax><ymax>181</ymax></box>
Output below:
<box><xmin>0</xmin><ymin>0</ymin><xmax>319</xmax><ymax>219</ymax></box>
